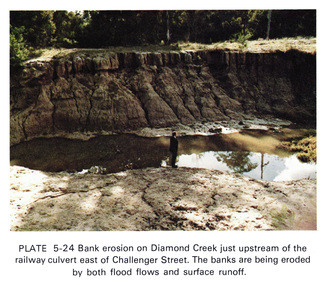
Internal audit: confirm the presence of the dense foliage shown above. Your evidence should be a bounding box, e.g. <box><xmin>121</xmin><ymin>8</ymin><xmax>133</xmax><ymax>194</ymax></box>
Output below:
<box><xmin>10</xmin><ymin>10</ymin><xmax>316</xmax><ymax>66</ymax></box>
<box><xmin>10</xmin><ymin>25</ymin><xmax>29</xmax><ymax>67</ymax></box>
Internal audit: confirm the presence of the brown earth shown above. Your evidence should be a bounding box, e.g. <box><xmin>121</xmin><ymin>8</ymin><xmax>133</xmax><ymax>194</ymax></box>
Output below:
<box><xmin>10</xmin><ymin>39</ymin><xmax>317</xmax><ymax>232</ymax></box>
<box><xmin>10</xmin><ymin>165</ymin><xmax>316</xmax><ymax>231</ymax></box>
<box><xmin>10</xmin><ymin>42</ymin><xmax>316</xmax><ymax>146</ymax></box>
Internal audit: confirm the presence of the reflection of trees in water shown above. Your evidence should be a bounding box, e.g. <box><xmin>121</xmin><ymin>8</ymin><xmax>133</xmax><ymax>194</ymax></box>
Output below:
<box><xmin>216</xmin><ymin>151</ymin><xmax>258</xmax><ymax>173</ymax></box>
<box><xmin>260</xmin><ymin>153</ymin><xmax>269</xmax><ymax>179</ymax></box>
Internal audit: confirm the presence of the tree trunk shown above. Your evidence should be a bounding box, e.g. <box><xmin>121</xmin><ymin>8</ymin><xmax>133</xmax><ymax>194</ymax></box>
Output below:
<box><xmin>267</xmin><ymin>10</ymin><xmax>272</xmax><ymax>40</ymax></box>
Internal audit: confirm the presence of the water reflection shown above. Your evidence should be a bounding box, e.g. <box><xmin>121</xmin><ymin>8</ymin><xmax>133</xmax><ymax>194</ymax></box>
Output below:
<box><xmin>11</xmin><ymin>130</ymin><xmax>316</xmax><ymax>181</ymax></box>
<box><xmin>175</xmin><ymin>151</ymin><xmax>316</xmax><ymax>181</ymax></box>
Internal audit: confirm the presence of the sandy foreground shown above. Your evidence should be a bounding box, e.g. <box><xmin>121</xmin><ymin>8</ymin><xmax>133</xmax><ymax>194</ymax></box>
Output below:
<box><xmin>10</xmin><ymin>165</ymin><xmax>316</xmax><ymax>231</ymax></box>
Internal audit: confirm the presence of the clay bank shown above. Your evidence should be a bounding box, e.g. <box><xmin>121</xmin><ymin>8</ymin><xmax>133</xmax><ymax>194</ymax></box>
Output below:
<box><xmin>10</xmin><ymin>48</ymin><xmax>316</xmax><ymax>145</ymax></box>
<box><xmin>10</xmin><ymin>46</ymin><xmax>317</xmax><ymax>231</ymax></box>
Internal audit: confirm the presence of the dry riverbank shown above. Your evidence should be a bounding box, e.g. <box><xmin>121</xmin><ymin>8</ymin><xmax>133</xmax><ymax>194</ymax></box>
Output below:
<box><xmin>10</xmin><ymin>165</ymin><xmax>316</xmax><ymax>231</ymax></box>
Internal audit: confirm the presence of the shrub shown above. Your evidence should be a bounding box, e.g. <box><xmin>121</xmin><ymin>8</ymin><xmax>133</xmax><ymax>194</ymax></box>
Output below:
<box><xmin>10</xmin><ymin>25</ymin><xmax>30</xmax><ymax>68</ymax></box>
<box><xmin>278</xmin><ymin>135</ymin><xmax>316</xmax><ymax>163</ymax></box>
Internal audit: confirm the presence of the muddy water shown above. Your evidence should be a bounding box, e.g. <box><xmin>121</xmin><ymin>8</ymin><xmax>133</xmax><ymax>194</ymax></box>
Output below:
<box><xmin>10</xmin><ymin>129</ymin><xmax>316</xmax><ymax>181</ymax></box>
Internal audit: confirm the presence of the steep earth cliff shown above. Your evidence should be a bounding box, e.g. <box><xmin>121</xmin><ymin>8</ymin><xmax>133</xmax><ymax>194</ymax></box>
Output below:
<box><xmin>10</xmin><ymin>49</ymin><xmax>316</xmax><ymax>146</ymax></box>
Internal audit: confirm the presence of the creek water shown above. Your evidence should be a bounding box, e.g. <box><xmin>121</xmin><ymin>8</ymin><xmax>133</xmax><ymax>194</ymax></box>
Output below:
<box><xmin>10</xmin><ymin>129</ymin><xmax>316</xmax><ymax>181</ymax></box>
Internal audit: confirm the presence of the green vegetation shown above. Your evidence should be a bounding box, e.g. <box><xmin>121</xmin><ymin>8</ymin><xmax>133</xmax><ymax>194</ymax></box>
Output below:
<box><xmin>278</xmin><ymin>135</ymin><xmax>316</xmax><ymax>163</ymax></box>
<box><xmin>10</xmin><ymin>10</ymin><xmax>316</xmax><ymax>68</ymax></box>
<box><xmin>270</xmin><ymin>206</ymin><xmax>295</xmax><ymax>230</ymax></box>
<box><xmin>10</xmin><ymin>25</ymin><xmax>29</xmax><ymax>68</ymax></box>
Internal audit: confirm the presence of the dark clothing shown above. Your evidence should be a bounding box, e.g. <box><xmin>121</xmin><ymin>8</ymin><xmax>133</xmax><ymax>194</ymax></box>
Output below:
<box><xmin>169</xmin><ymin>135</ymin><xmax>178</xmax><ymax>168</ymax></box>
<box><xmin>169</xmin><ymin>136</ymin><xmax>178</xmax><ymax>154</ymax></box>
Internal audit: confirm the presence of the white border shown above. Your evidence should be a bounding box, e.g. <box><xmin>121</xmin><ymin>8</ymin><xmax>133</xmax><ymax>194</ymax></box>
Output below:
<box><xmin>3</xmin><ymin>2</ymin><xmax>326</xmax><ymax>284</ymax></box>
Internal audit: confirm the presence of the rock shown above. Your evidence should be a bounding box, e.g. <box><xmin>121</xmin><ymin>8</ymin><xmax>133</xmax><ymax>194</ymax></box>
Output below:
<box><xmin>208</xmin><ymin>128</ymin><xmax>222</xmax><ymax>134</ymax></box>
<box><xmin>88</xmin><ymin>166</ymin><xmax>107</xmax><ymax>174</ymax></box>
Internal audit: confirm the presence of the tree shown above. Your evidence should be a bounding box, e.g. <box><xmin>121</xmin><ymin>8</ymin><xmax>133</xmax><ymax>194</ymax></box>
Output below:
<box><xmin>10</xmin><ymin>10</ymin><xmax>316</xmax><ymax>50</ymax></box>
<box><xmin>52</xmin><ymin>11</ymin><xmax>85</xmax><ymax>47</ymax></box>
<box><xmin>217</xmin><ymin>151</ymin><xmax>258</xmax><ymax>174</ymax></box>
<box><xmin>267</xmin><ymin>10</ymin><xmax>272</xmax><ymax>39</ymax></box>
<box><xmin>166</xmin><ymin>11</ymin><xmax>170</xmax><ymax>44</ymax></box>
<box><xmin>10</xmin><ymin>25</ymin><xmax>29</xmax><ymax>68</ymax></box>
<box><xmin>269</xmin><ymin>10</ymin><xmax>316</xmax><ymax>38</ymax></box>
<box><xmin>10</xmin><ymin>11</ymin><xmax>56</xmax><ymax>47</ymax></box>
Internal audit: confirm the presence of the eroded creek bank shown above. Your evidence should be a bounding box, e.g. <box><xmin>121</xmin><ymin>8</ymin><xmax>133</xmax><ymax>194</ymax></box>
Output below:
<box><xmin>10</xmin><ymin>49</ymin><xmax>316</xmax><ymax>231</ymax></box>
<box><xmin>10</xmin><ymin>49</ymin><xmax>316</xmax><ymax>146</ymax></box>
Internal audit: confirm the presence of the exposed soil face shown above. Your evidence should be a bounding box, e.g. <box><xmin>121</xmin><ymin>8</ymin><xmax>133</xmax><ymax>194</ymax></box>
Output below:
<box><xmin>10</xmin><ymin>165</ymin><xmax>316</xmax><ymax>231</ymax></box>
<box><xmin>10</xmin><ymin>39</ymin><xmax>317</xmax><ymax>232</ymax></box>
<box><xmin>10</xmin><ymin>47</ymin><xmax>316</xmax><ymax>146</ymax></box>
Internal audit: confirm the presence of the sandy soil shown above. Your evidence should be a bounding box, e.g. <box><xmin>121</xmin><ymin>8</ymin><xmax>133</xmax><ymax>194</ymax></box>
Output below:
<box><xmin>29</xmin><ymin>38</ymin><xmax>316</xmax><ymax>63</ymax></box>
<box><xmin>10</xmin><ymin>165</ymin><xmax>316</xmax><ymax>231</ymax></box>
<box><xmin>180</xmin><ymin>37</ymin><xmax>316</xmax><ymax>54</ymax></box>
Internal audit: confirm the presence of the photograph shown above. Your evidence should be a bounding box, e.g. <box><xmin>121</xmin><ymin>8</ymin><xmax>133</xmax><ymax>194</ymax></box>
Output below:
<box><xmin>9</xmin><ymin>9</ymin><xmax>317</xmax><ymax>232</ymax></box>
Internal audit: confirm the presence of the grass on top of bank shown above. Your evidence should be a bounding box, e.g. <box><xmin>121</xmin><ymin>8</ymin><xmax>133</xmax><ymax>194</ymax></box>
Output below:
<box><xmin>27</xmin><ymin>37</ymin><xmax>316</xmax><ymax>63</ymax></box>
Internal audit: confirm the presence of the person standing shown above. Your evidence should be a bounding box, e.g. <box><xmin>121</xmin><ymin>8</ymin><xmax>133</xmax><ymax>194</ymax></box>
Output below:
<box><xmin>169</xmin><ymin>131</ymin><xmax>178</xmax><ymax>168</ymax></box>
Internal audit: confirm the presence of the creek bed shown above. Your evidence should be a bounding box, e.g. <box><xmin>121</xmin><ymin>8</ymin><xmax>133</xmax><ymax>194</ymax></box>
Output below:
<box><xmin>10</xmin><ymin>128</ymin><xmax>316</xmax><ymax>181</ymax></box>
